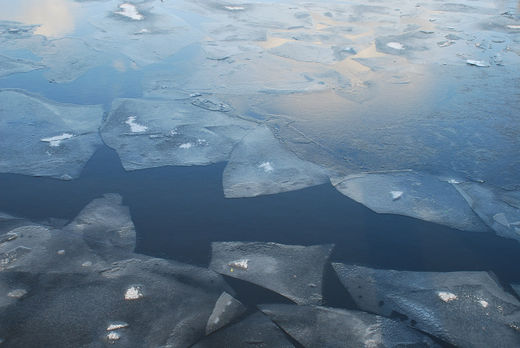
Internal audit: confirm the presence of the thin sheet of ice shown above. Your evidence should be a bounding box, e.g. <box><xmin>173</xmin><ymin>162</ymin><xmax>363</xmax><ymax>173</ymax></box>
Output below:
<box><xmin>454</xmin><ymin>182</ymin><xmax>520</xmax><ymax>242</ymax></box>
<box><xmin>209</xmin><ymin>241</ymin><xmax>334</xmax><ymax>305</ymax></box>
<box><xmin>331</xmin><ymin>171</ymin><xmax>488</xmax><ymax>232</ymax></box>
<box><xmin>333</xmin><ymin>263</ymin><xmax>520</xmax><ymax>348</ymax></box>
<box><xmin>205</xmin><ymin>292</ymin><xmax>246</xmax><ymax>335</ymax></box>
<box><xmin>260</xmin><ymin>304</ymin><xmax>438</xmax><ymax>347</ymax></box>
<box><xmin>0</xmin><ymin>89</ymin><xmax>103</xmax><ymax>179</ymax></box>
<box><xmin>223</xmin><ymin>126</ymin><xmax>330</xmax><ymax>198</ymax></box>
<box><xmin>0</xmin><ymin>55</ymin><xmax>43</xmax><ymax>77</ymax></box>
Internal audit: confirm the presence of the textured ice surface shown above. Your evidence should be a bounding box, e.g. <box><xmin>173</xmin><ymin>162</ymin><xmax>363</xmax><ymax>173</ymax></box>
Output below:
<box><xmin>205</xmin><ymin>292</ymin><xmax>246</xmax><ymax>335</ymax></box>
<box><xmin>0</xmin><ymin>89</ymin><xmax>103</xmax><ymax>179</ymax></box>
<box><xmin>260</xmin><ymin>304</ymin><xmax>438</xmax><ymax>348</ymax></box>
<box><xmin>223</xmin><ymin>126</ymin><xmax>330</xmax><ymax>198</ymax></box>
<box><xmin>101</xmin><ymin>97</ymin><xmax>255</xmax><ymax>170</ymax></box>
<box><xmin>0</xmin><ymin>55</ymin><xmax>43</xmax><ymax>77</ymax></box>
<box><xmin>333</xmin><ymin>263</ymin><xmax>520</xmax><ymax>348</ymax></box>
<box><xmin>0</xmin><ymin>195</ymin><xmax>233</xmax><ymax>348</ymax></box>
<box><xmin>193</xmin><ymin>312</ymin><xmax>295</xmax><ymax>348</ymax></box>
<box><xmin>209</xmin><ymin>241</ymin><xmax>334</xmax><ymax>304</ymax></box>
<box><xmin>454</xmin><ymin>182</ymin><xmax>520</xmax><ymax>242</ymax></box>
<box><xmin>332</xmin><ymin>171</ymin><xmax>488</xmax><ymax>232</ymax></box>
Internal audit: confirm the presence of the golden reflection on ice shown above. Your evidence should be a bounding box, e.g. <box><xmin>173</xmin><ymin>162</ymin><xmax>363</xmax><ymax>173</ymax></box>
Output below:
<box><xmin>0</xmin><ymin>0</ymin><xmax>78</xmax><ymax>37</ymax></box>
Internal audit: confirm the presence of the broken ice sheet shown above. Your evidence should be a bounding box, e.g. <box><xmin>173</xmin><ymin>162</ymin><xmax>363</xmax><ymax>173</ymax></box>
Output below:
<box><xmin>192</xmin><ymin>312</ymin><xmax>294</xmax><ymax>348</ymax></box>
<box><xmin>0</xmin><ymin>54</ymin><xmax>43</xmax><ymax>77</ymax></box>
<box><xmin>259</xmin><ymin>304</ymin><xmax>438</xmax><ymax>348</ymax></box>
<box><xmin>331</xmin><ymin>171</ymin><xmax>488</xmax><ymax>232</ymax></box>
<box><xmin>0</xmin><ymin>89</ymin><xmax>103</xmax><ymax>179</ymax></box>
<box><xmin>0</xmin><ymin>195</ymin><xmax>233</xmax><ymax>347</ymax></box>
<box><xmin>223</xmin><ymin>126</ymin><xmax>330</xmax><ymax>198</ymax></box>
<box><xmin>333</xmin><ymin>263</ymin><xmax>520</xmax><ymax>348</ymax></box>
<box><xmin>101</xmin><ymin>97</ymin><xmax>255</xmax><ymax>170</ymax></box>
<box><xmin>269</xmin><ymin>42</ymin><xmax>339</xmax><ymax>64</ymax></box>
<box><xmin>205</xmin><ymin>291</ymin><xmax>246</xmax><ymax>335</ymax></box>
<box><xmin>209</xmin><ymin>241</ymin><xmax>334</xmax><ymax>305</ymax></box>
<box><xmin>454</xmin><ymin>182</ymin><xmax>520</xmax><ymax>242</ymax></box>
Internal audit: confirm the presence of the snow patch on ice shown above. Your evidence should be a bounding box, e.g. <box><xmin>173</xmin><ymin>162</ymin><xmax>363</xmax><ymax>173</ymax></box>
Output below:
<box><xmin>125</xmin><ymin>116</ymin><xmax>148</xmax><ymax>133</ymax></box>
<box><xmin>41</xmin><ymin>133</ymin><xmax>74</xmax><ymax>147</ymax></box>
<box><xmin>107</xmin><ymin>331</ymin><xmax>121</xmax><ymax>341</ymax></box>
<box><xmin>438</xmin><ymin>291</ymin><xmax>457</xmax><ymax>302</ymax></box>
<box><xmin>179</xmin><ymin>143</ymin><xmax>193</xmax><ymax>149</ymax></box>
<box><xmin>228</xmin><ymin>259</ymin><xmax>249</xmax><ymax>270</ymax></box>
<box><xmin>124</xmin><ymin>285</ymin><xmax>143</xmax><ymax>300</ymax></box>
<box><xmin>115</xmin><ymin>4</ymin><xmax>143</xmax><ymax>21</ymax></box>
<box><xmin>7</xmin><ymin>289</ymin><xmax>27</xmax><ymax>298</ymax></box>
<box><xmin>224</xmin><ymin>6</ymin><xmax>245</xmax><ymax>11</ymax></box>
<box><xmin>478</xmin><ymin>300</ymin><xmax>489</xmax><ymax>308</ymax></box>
<box><xmin>386</xmin><ymin>42</ymin><xmax>404</xmax><ymax>50</ymax></box>
<box><xmin>258</xmin><ymin>162</ymin><xmax>274</xmax><ymax>173</ymax></box>
<box><xmin>390</xmin><ymin>191</ymin><xmax>403</xmax><ymax>200</ymax></box>
<box><xmin>466</xmin><ymin>60</ymin><xmax>489</xmax><ymax>67</ymax></box>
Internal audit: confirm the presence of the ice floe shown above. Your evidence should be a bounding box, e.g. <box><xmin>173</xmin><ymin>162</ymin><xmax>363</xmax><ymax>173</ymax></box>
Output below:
<box><xmin>210</xmin><ymin>241</ymin><xmax>334</xmax><ymax>305</ymax></box>
<box><xmin>333</xmin><ymin>263</ymin><xmax>520</xmax><ymax>348</ymax></box>
<box><xmin>0</xmin><ymin>89</ymin><xmax>103</xmax><ymax>179</ymax></box>
<box><xmin>331</xmin><ymin>171</ymin><xmax>488</xmax><ymax>232</ymax></box>
<box><xmin>0</xmin><ymin>55</ymin><xmax>43</xmax><ymax>77</ymax></box>
<box><xmin>223</xmin><ymin>126</ymin><xmax>329</xmax><ymax>198</ymax></box>
<box><xmin>101</xmin><ymin>97</ymin><xmax>255</xmax><ymax>170</ymax></box>
<box><xmin>454</xmin><ymin>182</ymin><xmax>520</xmax><ymax>242</ymax></box>
<box><xmin>260</xmin><ymin>304</ymin><xmax>438</xmax><ymax>347</ymax></box>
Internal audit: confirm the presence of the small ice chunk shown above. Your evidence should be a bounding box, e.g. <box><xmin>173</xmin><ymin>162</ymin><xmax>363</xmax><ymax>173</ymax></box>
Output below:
<box><xmin>479</xmin><ymin>300</ymin><xmax>489</xmax><ymax>308</ymax></box>
<box><xmin>258</xmin><ymin>162</ymin><xmax>274</xmax><ymax>173</ymax></box>
<box><xmin>125</xmin><ymin>116</ymin><xmax>148</xmax><ymax>133</ymax></box>
<box><xmin>115</xmin><ymin>4</ymin><xmax>143</xmax><ymax>21</ymax></box>
<box><xmin>56</xmin><ymin>249</ymin><xmax>65</xmax><ymax>255</ymax></box>
<box><xmin>107</xmin><ymin>331</ymin><xmax>121</xmax><ymax>341</ymax></box>
<box><xmin>507</xmin><ymin>25</ymin><xmax>520</xmax><ymax>29</ymax></box>
<box><xmin>81</xmin><ymin>261</ymin><xmax>92</xmax><ymax>267</ymax></box>
<box><xmin>7</xmin><ymin>289</ymin><xmax>27</xmax><ymax>298</ymax></box>
<box><xmin>206</xmin><ymin>292</ymin><xmax>246</xmax><ymax>335</ymax></box>
<box><xmin>390</xmin><ymin>191</ymin><xmax>403</xmax><ymax>200</ymax></box>
<box><xmin>124</xmin><ymin>285</ymin><xmax>143</xmax><ymax>300</ymax></box>
<box><xmin>438</xmin><ymin>291</ymin><xmax>457</xmax><ymax>302</ymax></box>
<box><xmin>493</xmin><ymin>213</ymin><xmax>509</xmax><ymax>227</ymax></box>
<box><xmin>41</xmin><ymin>133</ymin><xmax>74</xmax><ymax>147</ymax></box>
<box><xmin>466</xmin><ymin>60</ymin><xmax>489</xmax><ymax>67</ymax></box>
<box><xmin>179</xmin><ymin>143</ymin><xmax>193</xmax><ymax>149</ymax></box>
<box><xmin>107</xmin><ymin>322</ymin><xmax>129</xmax><ymax>331</ymax></box>
<box><xmin>386</xmin><ymin>42</ymin><xmax>405</xmax><ymax>50</ymax></box>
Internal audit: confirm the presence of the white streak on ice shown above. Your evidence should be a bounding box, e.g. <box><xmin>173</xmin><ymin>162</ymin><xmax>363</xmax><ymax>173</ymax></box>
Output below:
<box><xmin>466</xmin><ymin>60</ymin><xmax>489</xmax><ymax>67</ymax></box>
<box><xmin>115</xmin><ymin>4</ymin><xmax>143</xmax><ymax>21</ymax></box>
<box><xmin>125</xmin><ymin>116</ymin><xmax>148</xmax><ymax>133</ymax></box>
<box><xmin>107</xmin><ymin>322</ymin><xmax>129</xmax><ymax>331</ymax></box>
<box><xmin>224</xmin><ymin>6</ymin><xmax>245</xmax><ymax>11</ymax></box>
<box><xmin>41</xmin><ymin>133</ymin><xmax>74</xmax><ymax>147</ymax></box>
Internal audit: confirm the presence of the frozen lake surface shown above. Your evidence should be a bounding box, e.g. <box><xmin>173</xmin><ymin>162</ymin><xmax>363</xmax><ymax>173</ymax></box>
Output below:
<box><xmin>0</xmin><ymin>0</ymin><xmax>519</xmax><ymax>346</ymax></box>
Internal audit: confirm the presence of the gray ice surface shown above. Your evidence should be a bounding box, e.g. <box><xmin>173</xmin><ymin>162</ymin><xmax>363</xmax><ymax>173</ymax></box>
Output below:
<box><xmin>454</xmin><ymin>182</ymin><xmax>520</xmax><ymax>242</ymax></box>
<box><xmin>260</xmin><ymin>304</ymin><xmax>439</xmax><ymax>348</ymax></box>
<box><xmin>209</xmin><ymin>241</ymin><xmax>334</xmax><ymax>305</ymax></box>
<box><xmin>333</xmin><ymin>263</ymin><xmax>520</xmax><ymax>348</ymax></box>
<box><xmin>193</xmin><ymin>312</ymin><xmax>295</xmax><ymax>348</ymax></box>
<box><xmin>0</xmin><ymin>89</ymin><xmax>103</xmax><ymax>179</ymax></box>
<box><xmin>332</xmin><ymin>171</ymin><xmax>488</xmax><ymax>232</ymax></box>
<box><xmin>0</xmin><ymin>194</ymin><xmax>234</xmax><ymax>348</ymax></box>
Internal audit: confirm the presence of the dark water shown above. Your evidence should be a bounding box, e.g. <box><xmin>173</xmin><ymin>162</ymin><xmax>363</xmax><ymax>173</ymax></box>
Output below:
<box><xmin>1</xmin><ymin>145</ymin><xmax>520</xmax><ymax>303</ymax></box>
